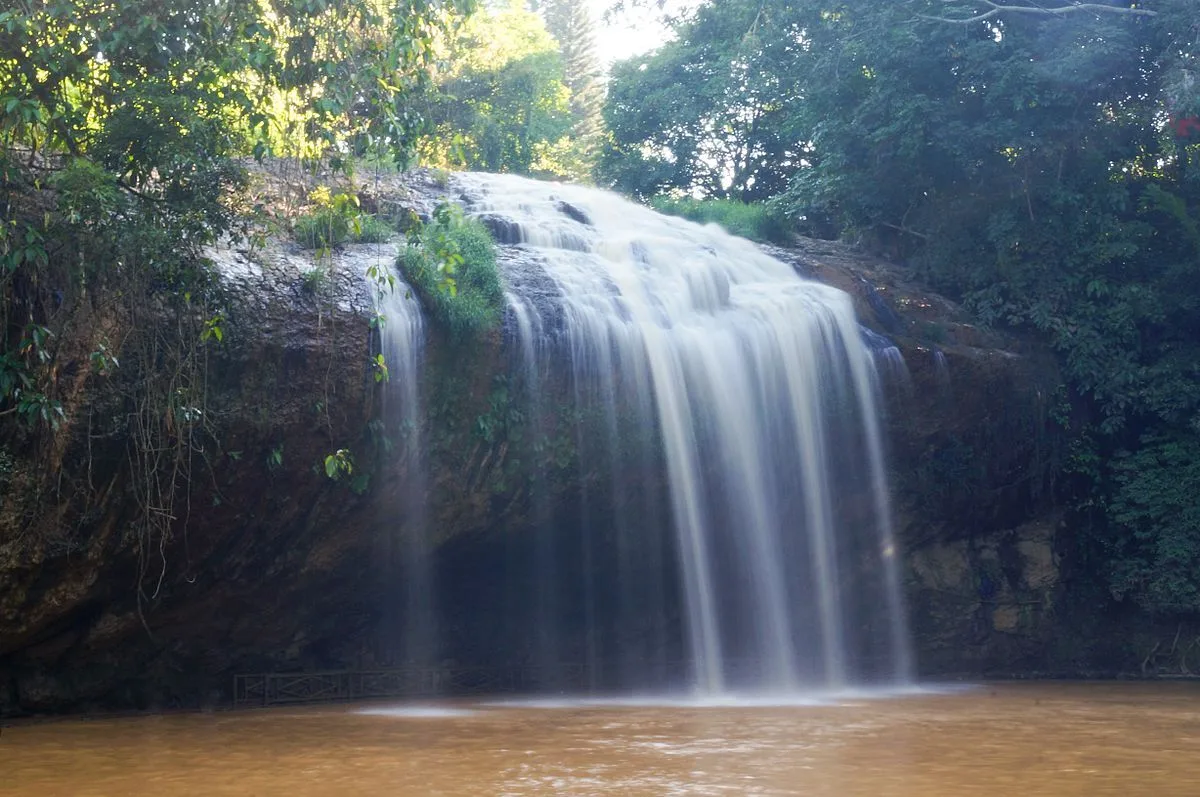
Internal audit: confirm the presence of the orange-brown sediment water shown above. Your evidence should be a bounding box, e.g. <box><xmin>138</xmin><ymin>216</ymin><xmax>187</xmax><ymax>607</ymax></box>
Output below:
<box><xmin>3</xmin><ymin>683</ymin><xmax>1198</xmax><ymax>796</ymax></box>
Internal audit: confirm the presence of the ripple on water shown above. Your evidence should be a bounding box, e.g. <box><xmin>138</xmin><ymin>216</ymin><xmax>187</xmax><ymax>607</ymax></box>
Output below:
<box><xmin>482</xmin><ymin>683</ymin><xmax>966</xmax><ymax>711</ymax></box>
<box><xmin>354</xmin><ymin>704</ymin><xmax>477</xmax><ymax>718</ymax></box>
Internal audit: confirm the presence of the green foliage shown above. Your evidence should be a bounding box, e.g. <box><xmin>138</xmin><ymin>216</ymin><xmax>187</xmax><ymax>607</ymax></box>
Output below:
<box><xmin>473</xmin><ymin>376</ymin><xmax>526</xmax><ymax>444</ymax></box>
<box><xmin>324</xmin><ymin>448</ymin><xmax>355</xmax><ymax>480</ymax></box>
<box><xmin>321</xmin><ymin>447</ymin><xmax>369</xmax><ymax>493</ymax></box>
<box><xmin>401</xmin><ymin>202</ymin><xmax>504</xmax><ymax>340</ymax></box>
<box><xmin>370</xmin><ymin>353</ymin><xmax>390</xmax><ymax>383</ymax></box>
<box><xmin>539</xmin><ymin>0</ymin><xmax>606</xmax><ymax>177</ymax></box>
<box><xmin>0</xmin><ymin>0</ymin><xmax>476</xmax><ymax>179</ymax></box>
<box><xmin>88</xmin><ymin>343</ymin><xmax>119</xmax><ymax>376</ymax></box>
<box><xmin>1107</xmin><ymin>434</ymin><xmax>1200</xmax><ymax>614</ymax></box>
<box><xmin>293</xmin><ymin>187</ymin><xmax>394</xmax><ymax>249</ymax></box>
<box><xmin>416</xmin><ymin>2</ymin><xmax>578</xmax><ymax>176</ymax></box>
<box><xmin>648</xmin><ymin>196</ymin><xmax>792</xmax><ymax>244</ymax></box>
<box><xmin>294</xmin><ymin>208</ymin><xmax>393</xmax><ymax>249</ymax></box>
<box><xmin>294</xmin><ymin>210</ymin><xmax>350</xmax><ymax>250</ymax></box>
<box><xmin>350</xmin><ymin>214</ymin><xmax>395</xmax><ymax>245</ymax></box>
<box><xmin>0</xmin><ymin>323</ymin><xmax>63</xmax><ymax>429</ymax></box>
<box><xmin>0</xmin><ymin>0</ymin><xmax>473</xmax><ymax>431</ymax></box>
<box><xmin>200</xmin><ymin>313</ymin><xmax>225</xmax><ymax>344</ymax></box>
<box><xmin>599</xmin><ymin>0</ymin><xmax>800</xmax><ymax>200</ymax></box>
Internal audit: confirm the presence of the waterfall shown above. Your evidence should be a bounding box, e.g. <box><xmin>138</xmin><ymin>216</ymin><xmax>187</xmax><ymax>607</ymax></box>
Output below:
<box><xmin>456</xmin><ymin>172</ymin><xmax>912</xmax><ymax>694</ymax></box>
<box><xmin>374</xmin><ymin>269</ymin><xmax>438</xmax><ymax>676</ymax></box>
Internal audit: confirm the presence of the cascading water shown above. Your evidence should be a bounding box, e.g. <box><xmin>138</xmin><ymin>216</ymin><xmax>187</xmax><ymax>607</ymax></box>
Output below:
<box><xmin>862</xmin><ymin>328</ymin><xmax>910</xmax><ymax>385</ymax></box>
<box><xmin>455</xmin><ymin>172</ymin><xmax>912</xmax><ymax>694</ymax></box>
<box><xmin>374</xmin><ymin>270</ymin><xmax>438</xmax><ymax>675</ymax></box>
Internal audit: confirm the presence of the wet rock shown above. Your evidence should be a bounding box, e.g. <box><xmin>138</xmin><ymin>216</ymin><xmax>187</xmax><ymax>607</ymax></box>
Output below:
<box><xmin>556</xmin><ymin>200</ymin><xmax>591</xmax><ymax>226</ymax></box>
<box><xmin>907</xmin><ymin>518</ymin><xmax>1062</xmax><ymax>674</ymax></box>
<box><xmin>476</xmin><ymin>214</ymin><xmax>524</xmax><ymax>245</ymax></box>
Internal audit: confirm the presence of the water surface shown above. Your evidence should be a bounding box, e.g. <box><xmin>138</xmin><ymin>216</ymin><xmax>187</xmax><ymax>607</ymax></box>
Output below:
<box><xmin>3</xmin><ymin>683</ymin><xmax>1198</xmax><ymax>796</ymax></box>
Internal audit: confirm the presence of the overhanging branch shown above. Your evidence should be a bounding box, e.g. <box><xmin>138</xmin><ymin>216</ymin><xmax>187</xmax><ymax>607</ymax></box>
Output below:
<box><xmin>921</xmin><ymin>2</ymin><xmax>1157</xmax><ymax>24</ymax></box>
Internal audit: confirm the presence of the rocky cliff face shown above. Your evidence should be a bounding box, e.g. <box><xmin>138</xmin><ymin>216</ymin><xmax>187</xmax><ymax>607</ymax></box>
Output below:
<box><xmin>0</xmin><ymin>236</ymin><xmax>381</xmax><ymax>712</ymax></box>
<box><xmin>0</xmin><ymin>176</ymin><xmax>1093</xmax><ymax>715</ymax></box>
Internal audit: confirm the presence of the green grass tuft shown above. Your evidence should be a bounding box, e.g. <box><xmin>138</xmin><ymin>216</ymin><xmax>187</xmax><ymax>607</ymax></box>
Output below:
<box><xmin>400</xmin><ymin>205</ymin><xmax>504</xmax><ymax>341</ymax></box>
<box><xmin>648</xmin><ymin>196</ymin><xmax>793</xmax><ymax>245</ymax></box>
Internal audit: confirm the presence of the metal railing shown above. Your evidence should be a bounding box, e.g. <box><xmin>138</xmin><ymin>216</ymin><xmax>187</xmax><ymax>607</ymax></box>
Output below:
<box><xmin>229</xmin><ymin>657</ymin><xmax>868</xmax><ymax>707</ymax></box>
<box><xmin>232</xmin><ymin>663</ymin><xmax>594</xmax><ymax>707</ymax></box>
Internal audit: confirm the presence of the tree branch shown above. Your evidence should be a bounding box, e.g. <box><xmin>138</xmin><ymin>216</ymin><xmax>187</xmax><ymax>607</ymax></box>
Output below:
<box><xmin>881</xmin><ymin>221</ymin><xmax>930</xmax><ymax>240</ymax></box>
<box><xmin>921</xmin><ymin>2</ymin><xmax>1157</xmax><ymax>24</ymax></box>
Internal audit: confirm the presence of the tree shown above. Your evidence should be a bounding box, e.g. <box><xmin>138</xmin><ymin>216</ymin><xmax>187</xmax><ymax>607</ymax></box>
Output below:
<box><xmin>416</xmin><ymin>1</ymin><xmax>575</xmax><ymax>175</ymax></box>
<box><xmin>538</xmin><ymin>0</ymin><xmax>607</xmax><ymax>173</ymax></box>
<box><xmin>0</xmin><ymin>0</ymin><xmax>474</xmax><ymax>165</ymax></box>
<box><xmin>599</xmin><ymin>0</ymin><xmax>801</xmax><ymax>200</ymax></box>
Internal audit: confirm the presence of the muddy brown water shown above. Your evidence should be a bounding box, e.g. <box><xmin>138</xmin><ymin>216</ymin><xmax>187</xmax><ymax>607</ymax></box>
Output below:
<box><xmin>2</xmin><ymin>683</ymin><xmax>1198</xmax><ymax>795</ymax></box>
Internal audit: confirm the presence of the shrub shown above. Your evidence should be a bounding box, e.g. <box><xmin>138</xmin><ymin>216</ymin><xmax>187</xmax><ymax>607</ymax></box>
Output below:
<box><xmin>400</xmin><ymin>203</ymin><xmax>504</xmax><ymax>340</ymax></box>
<box><xmin>648</xmin><ymin>196</ymin><xmax>792</xmax><ymax>245</ymax></box>
<box><xmin>1106</xmin><ymin>433</ymin><xmax>1200</xmax><ymax>614</ymax></box>
<box><xmin>355</xmin><ymin>214</ymin><xmax>393</xmax><ymax>244</ymax></box>
<box><xmin>300</xmin><ymin>266</ymin><xmax>330</xmax><ymax>295</ymax></box>
<box><xmin>293</xmin><ymin>187</ymin><xmax>393</xmax><ymax>249</ymax></box>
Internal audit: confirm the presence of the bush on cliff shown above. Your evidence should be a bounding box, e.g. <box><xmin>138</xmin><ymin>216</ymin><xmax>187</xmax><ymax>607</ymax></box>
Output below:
<box><xmin>400</xmin><ymin>203</ymin><xmax>504</xmax><ymax>340</ymax></box>
<box><xmin>648</xmin><ymin>196</ymin><xmax>792</xmax><ymax>245</ymax></box>
<box><xmin>293</xmin><ymin>188</ymin><xmax>393</xmax><ymax>250</ymax></box>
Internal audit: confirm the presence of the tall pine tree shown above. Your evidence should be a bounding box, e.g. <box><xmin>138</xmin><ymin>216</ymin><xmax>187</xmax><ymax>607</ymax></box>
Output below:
<box><xmin>536</xmin><ymin>0</ymin><xmax>606</xmax><ymax>174</ymax></box>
